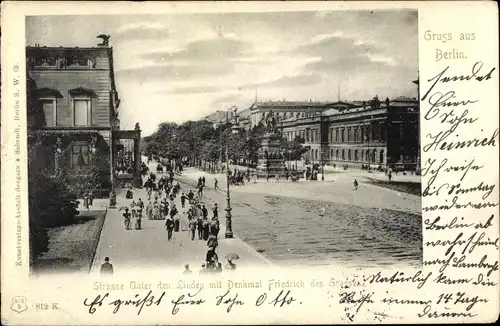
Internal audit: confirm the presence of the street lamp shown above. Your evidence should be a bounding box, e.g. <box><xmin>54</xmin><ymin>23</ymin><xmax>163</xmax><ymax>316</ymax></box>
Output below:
<box><xmin>223</xmin><ymin>107</ymin><xmax>238</xmax><ymax>239</ymax></box>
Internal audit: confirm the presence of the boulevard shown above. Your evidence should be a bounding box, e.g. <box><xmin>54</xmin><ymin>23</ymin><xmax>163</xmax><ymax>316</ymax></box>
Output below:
<box><xmin>91</xmin><ymin>158</ymin><xmax>422</xmax><ymax>274</ymax></box>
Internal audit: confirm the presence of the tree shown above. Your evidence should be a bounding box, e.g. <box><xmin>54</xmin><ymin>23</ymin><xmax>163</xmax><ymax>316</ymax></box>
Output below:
<box><xmin>280</xmin><ymin>135</ymin><xmax>308</xmax><ymax>161</ymax></box>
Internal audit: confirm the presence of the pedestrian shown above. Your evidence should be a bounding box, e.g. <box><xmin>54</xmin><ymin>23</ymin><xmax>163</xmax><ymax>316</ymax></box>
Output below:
<box><xmin>197</xmin><ymin>216</ymin><xmax>203</xmax><ymax>240</ymax></box>
<box><xmin>214</xmin><ymin>178</ymin><xmax>219</xmax><ymax>190</ymax></box>
<box><xmin>201</xmin><ymin>204</ymin><xmax>208</xmax><ymax>219</ymax></box>
<box><xmin>210</xmin><ymin>218</ymin><xmax>220</xmax><ymax>238</ymax></box>
<box><xmin>89</xmin><ymin>190</ymin><xmax>94</xmax><ymax>207</ymax></box>
<box><xmin>165</xmin><ymin>217</ymin><xmax>174</xmax><ymax>241</ymax></box>
<box><xmin>171</xmin><ymin>204</ymin><xmax>179</xmax><ymax>232</ymax></box>
<box><xmin>388</xmin><ymin>170</ymin><xmax>392</xmax><ymax>182</ymax></box>
<box><xmin>202</xmin><ymin>176</ymin><xmax>206</xmax><ymax>187</ymax></box>
<box><xmin>100</xmin><ymin>257</ymin><xmax>114</xmax><ymax>276</ymax></box>
<box><xmin>188</xmin><ymin>190</ymin><xmax>194</xmax><ymax>201</ymax></box>
<box><xmin>353</xmin><ymin>179</ymin><xmax>359</xmax><ymax>190</ymax></box>
<box><xmin>202</xmin><ymin>217</ymin><xmax>210</xmax><ymax>241</ymax></box>
<box><xmin>146</xmin><ymin>201</ymin><xmax>153</xmax><ymax>220</ymax></box>
<box><xmin>183</xmin><ymin>264</ymin><xmax>192</xmax><ymax>275</ymax></box>
<box><xmin>225</xmin><ymin>259</ymin><xmax>237</xmax><ymax>271</ymax></box>
<box><xmin>153</xmin><ymin>200</ymin><xmax>160</xmax><ymax>220</ymax></box>
<box><xmin>212</xmin><ymin>203</ymin><xmax>219</xmax><ymax>219</ymax></box>
<box><xmin>123</xmin><ymin>207</ymin><xmax>131</xmax><ymax>230</ymax></box>
<box><xmin>189</xmin><ymin>218</ymin><xmax>197</xmax><ymax>241</ymax></box>
<box><xmin>181</xmin><ymin>193</ymin><xmax>187</xmax><ymax>208</ymax></box>
<box><xmin>275</xmin><ymin>174</ymin><xmax>280</xmax><ymax>183</ymax></box>
<box><xmin>135</xmin><ymin>207</ymin><xmax>142</xmax><ymax>230</ymax></box>
<box><xmin>206</xmin><ymin>247</ymin><xmax>218</xmax><ymax>269</ymax></box>
<box><xmin>199</xmin><ymin>263</ymin><xmax>208</xmax><ymax>275</ymax></box>
<box><xmin>197</xmin><ymin>185</ymin><xmax>203</xmax><ymax>198</ymax></box>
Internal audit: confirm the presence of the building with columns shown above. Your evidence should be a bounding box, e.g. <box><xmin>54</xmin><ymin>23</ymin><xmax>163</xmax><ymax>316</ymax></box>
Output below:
<box><xmin>281</xmin><ymin>96</ymin><xmax>419</xmax><ymax>171</ymax></box>
<box><xmin>26</xmin><ymin>37</ymin><xmax>141</xmax><ymax>196</ymax></box>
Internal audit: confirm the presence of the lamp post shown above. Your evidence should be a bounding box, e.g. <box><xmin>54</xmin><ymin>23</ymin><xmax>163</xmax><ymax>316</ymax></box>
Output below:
<box><xmin>321</xmin><ymin>152</ymin><xmax>325</xmax><ymax>181</ymax></box>
<box><xmin>223</xmin><ymin>106</ymin><xmax>239</xmax><ymax>239</ymax></box>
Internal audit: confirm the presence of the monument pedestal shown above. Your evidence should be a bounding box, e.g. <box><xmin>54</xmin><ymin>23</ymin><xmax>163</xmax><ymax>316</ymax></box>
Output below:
<box><xmin>256</xmin><ymin>133</ymin><xmax>285</xmax><ymax>178</ymax></box>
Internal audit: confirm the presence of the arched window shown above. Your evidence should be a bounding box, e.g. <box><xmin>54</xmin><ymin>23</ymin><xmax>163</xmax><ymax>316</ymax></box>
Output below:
<box><xmin>360</xmin><ymin>150</ymin><xmax>364</xmax><ymax>161</ymax></box>
<box><xmin>348</xmin><ymin>149</ymin><xmax>352</xmax><ymax>161</ymax></box>
<box><xmin>354</xmin><ymin>150</ymin><xmax>358</xmax><ymax>161</ymax></box>
<box><xmin>365</xmin><ymin>150</ymin><xmax>370</xmax><ymax>162</ymax></box>
<box><xmin>372</xmin><ymin>149</ymin><xmax>377</xmax><ymax>163</ymax></box>
<box><xmin>379</xmin><ymin>150</ymin><xmax>384</xmax><ymax>164</ymax></box>
<box><xmin>336</xmin><ymin>149</ymin><xmax>339</xmax><ymax>159</ymax></box>
<box><xmin>342</xmin><ymin>149</ymin><xmax>345</xmax><ymax>160</ymax></box>
<box><xmin>330</xmin><ymin>148</ymin><xmax>333</xmax><ymax>159</ymax></box>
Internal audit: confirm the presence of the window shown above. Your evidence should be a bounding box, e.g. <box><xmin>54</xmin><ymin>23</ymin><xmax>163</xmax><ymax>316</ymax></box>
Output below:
<box><xmin>335</xmin><ymin>128</ymin><xmax>339</xmax><ymax>142</ymax></box>
<box><xmin>315</xmin><ymin>129</ymin><xmax>319</xmax><ymax>143</ymax></box>
<box><xmin>380</xmin><ymin>150</ymin><xmax>384</xmax><ymax>164</ymax></box>
<box><xmin>336</xmin><ymin>149</ymin><xmax>339</xmax><ymax>159</ymax></box>
<box><xmin>341</xmin><ymin>149</ymin><xmax>345</xmax><ymax>160</ymax></box>
<box><xmin>73</xmin><ymin>98</ymin><xmax>91</xmax><ymax>126</ymax></box>
<box><xmin>41</xmin><ymin>98</ymin><xmax>57</xmax><ymax>126</ymax></box>
<box><xmin>329</xmin><ymin>128</ymin><xmax>333</xmax><ymax>142</ymax></box>
<box><xmin>70</xmin><ymin>144</ymin><xmax>90</xmax><ymax>170</ymax></box>
<box><xmin>341</xmin><ymin>128</ymin><xmax>345</xmax><ymax>142</ymax></box>
<box><xmin>347</xmin><ymin>128</ymin><xmax>351</xmax><ymax>142</ymax></box>
<box><xmin>348</xmin><ymin>149</ymin><xmax>352</xmax><ymax>161</ymax></box>
<box><xmin>306</xmin><ymin>130</ymin><xmax>310</xmax><ymax>142</ymax></box>
<box><xmin>69</xmin><ymin>88</ymin><xmax>96</xmax><ymax>126</ymax></box>
<box><xmin>354</xmin><ymin>150</ymin><xmax>358</xmax><ymax>161</ymax></box>
<box><xmin>330</xmin><ymin>148</ymin><xmax>333</xmax><ymax>158</ymax></box>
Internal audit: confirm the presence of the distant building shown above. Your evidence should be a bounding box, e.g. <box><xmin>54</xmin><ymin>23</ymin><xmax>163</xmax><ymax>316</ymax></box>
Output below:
<box><xmin>26</xmin><ymin>37</ymin><xmax>141</xmax><ymax>196</ymax></box>
<box><xmin>281</xmin><ymin>95</ymin><xmax>419</xmax><ymax>171</ymax></box>
<box><xmin>248</xmin><ymin>100</ymin><xmax>331</xmax><ymax>130</ymax></box>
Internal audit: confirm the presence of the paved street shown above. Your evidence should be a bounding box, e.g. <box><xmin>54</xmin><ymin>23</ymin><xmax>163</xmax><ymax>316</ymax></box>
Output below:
<box><xmin>90</xmin><ymin>158</ymin><xmax>421</xmax><ymax>273</ymax></box>
<box><xmin>90</xmin><ymin>161</ymin><xmax>272</xmax><ymax>275</ymax></box>
<box><xmin>176</xmin><ymin>166</ymin><xmax>422</xmax><ymax>269</ymax></box>
<box><xmin>181</xmin><ymin>167</ymin><xmax>421</xmax><ymax>214</ymax></box>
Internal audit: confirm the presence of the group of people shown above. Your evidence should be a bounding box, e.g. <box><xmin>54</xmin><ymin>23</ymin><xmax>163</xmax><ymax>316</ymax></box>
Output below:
<box><xmin>121</xmin><ymin>198</ymin><xmax>144</xmax><ymax>230</ymax></box>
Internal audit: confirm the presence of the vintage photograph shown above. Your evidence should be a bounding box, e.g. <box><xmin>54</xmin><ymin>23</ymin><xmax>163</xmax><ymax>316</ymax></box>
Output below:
<box><xmin>25</xmin><ymin>10</ymin><xmax>421</xmax><ymax>276</ymax></box>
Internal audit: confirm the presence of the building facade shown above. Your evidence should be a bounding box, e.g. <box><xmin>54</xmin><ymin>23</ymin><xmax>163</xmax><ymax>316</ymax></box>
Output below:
<box><xmin>281</xmin><ymin>96</ymin><xmax>419</xmax><ymax>171</ymax></box>
<box><xmin>26</xmin><ymin>38</ymin><xmax>140</xmax><ymax>196</ymax></box>
<box><xmin>248</xmin><ymin>100</ymin><xmax>331</xmax><ymax>130</ymax></box>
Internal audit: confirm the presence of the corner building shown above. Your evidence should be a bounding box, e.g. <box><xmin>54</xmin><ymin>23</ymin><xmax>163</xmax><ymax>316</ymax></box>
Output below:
<box><xmin>281</xmin><ymin>97</ymin><xmax>419</xmax><ymax>171</ymax></box>
<box><xmin>26</xmin><ymin>40</ymin><xmax>134</xmax><ymax>196</ymax></box>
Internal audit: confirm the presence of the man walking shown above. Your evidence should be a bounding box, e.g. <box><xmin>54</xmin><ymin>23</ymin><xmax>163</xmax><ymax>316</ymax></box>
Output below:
<box><xmin>353</xmin><ymin>179</ymin><xmax>359</xmax><ymax>190</ymax></box>
<box><xmin>189</xmin><ymin>218</ymin><xmax>197</xmax><ymax>241</ymax></box>
<box><xmin>214</xmin><ymin>178</ymin><xmax>219</xmax><ymax>190</ymax></box>
<box><xmin>165</xmin><ymin>217</ymin><xmax>175</xmax><ymax>241</ymax></box>
<box><xmin>100</xmin><ymin>257</ymin><xmax>114</xmax><ymax>276</ymax></box>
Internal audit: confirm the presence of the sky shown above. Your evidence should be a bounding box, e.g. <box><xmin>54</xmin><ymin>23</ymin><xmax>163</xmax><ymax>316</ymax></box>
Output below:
<box><xmin>26</xmin><ymin>10</ymin><xmax>418</xmax><ymax>136</ymax></box>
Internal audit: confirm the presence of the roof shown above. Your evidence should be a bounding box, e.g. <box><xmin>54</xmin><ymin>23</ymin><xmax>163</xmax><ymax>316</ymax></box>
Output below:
<box><xmin>254</xmin><ymin>100</ymin><xmax>330</xmax><ymax>108</ymax></box>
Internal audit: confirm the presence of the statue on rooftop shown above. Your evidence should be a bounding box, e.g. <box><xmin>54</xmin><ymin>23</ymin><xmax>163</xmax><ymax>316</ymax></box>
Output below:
<box><xmin>96</xmin><ymin>34</ymin><xmax>111</xmax><ymax>46</ymax></box>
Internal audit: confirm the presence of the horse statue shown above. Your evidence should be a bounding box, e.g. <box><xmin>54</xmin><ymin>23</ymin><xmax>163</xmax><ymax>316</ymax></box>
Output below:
<box><xmin>265</xmin><ymin>110</ymin><xmax>278</xmax><ymax>134</ymax></box>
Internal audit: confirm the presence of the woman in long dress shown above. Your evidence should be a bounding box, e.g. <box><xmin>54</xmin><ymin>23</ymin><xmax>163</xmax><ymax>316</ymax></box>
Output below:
<box><xmin>146</xmin><ymin>201</ymin><xmax>153</xmax><ymax>220</ymax></box>
<box><xmin>152</xmin><ymin>200</ymin><xmax>160</xmax><ymax>220</ymax></box>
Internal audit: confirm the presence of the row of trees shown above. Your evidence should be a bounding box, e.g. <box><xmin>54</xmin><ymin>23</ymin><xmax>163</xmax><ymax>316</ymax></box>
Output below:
<box><xmin>142</xmin><ymin>119</ymin><xmax>308</xmax><ymax>166</ymax></box>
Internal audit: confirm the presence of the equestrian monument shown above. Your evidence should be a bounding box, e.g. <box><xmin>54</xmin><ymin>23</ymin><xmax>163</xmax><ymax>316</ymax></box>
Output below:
<box><xmin>256</xmin><ymin>110</ymin><xmax>285</xmax><ymax>178</ymax></box>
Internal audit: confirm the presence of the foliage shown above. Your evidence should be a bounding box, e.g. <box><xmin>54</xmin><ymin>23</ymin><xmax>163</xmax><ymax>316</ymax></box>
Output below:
<box><xmin>280</xmin><ymin>135</ymin><xmax>308</xmax><ymax>161</ymax></box>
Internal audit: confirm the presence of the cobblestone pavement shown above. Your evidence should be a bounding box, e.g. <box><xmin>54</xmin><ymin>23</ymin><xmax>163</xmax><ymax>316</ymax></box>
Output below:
<box><xmin>177</xmin><ymin>166</ymin><xmax>422</xmax><ymax>269</ymax></box>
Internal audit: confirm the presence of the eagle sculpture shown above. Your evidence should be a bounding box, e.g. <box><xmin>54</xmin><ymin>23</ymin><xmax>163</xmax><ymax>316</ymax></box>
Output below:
<box><xmin>96</xmin><ymin>34</ymin><xmax>111</xmax><ymax>46</ymax></box>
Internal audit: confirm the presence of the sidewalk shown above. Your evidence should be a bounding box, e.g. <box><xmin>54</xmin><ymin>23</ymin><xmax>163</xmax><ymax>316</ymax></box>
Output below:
<box><xmin>90</xmin><ymin>166</ymin><xmax>272</xmax><ymax>275</ymax></box>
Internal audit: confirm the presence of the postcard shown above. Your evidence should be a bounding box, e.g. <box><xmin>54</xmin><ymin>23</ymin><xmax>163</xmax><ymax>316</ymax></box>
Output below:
<box><xmin>1</xmin><ymin>1</ymin><xmax>499</xmax><ymax>324</ymax></box>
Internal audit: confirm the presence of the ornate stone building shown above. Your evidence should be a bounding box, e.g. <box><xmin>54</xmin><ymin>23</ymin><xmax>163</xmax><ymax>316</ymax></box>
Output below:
<box><xmin>26</xmin><ymin>37</ymin><xmax>141</xmax><ymax>196</ymax></box>
<box><xmin>281</xmin><ymin>96</ymin><xmax>420</xmax><ymax>171</ymax></box>
<box><xmin>248</xmin><ymin>100</ymin><xmax>331</xmax><ymax>130</ymax></box>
